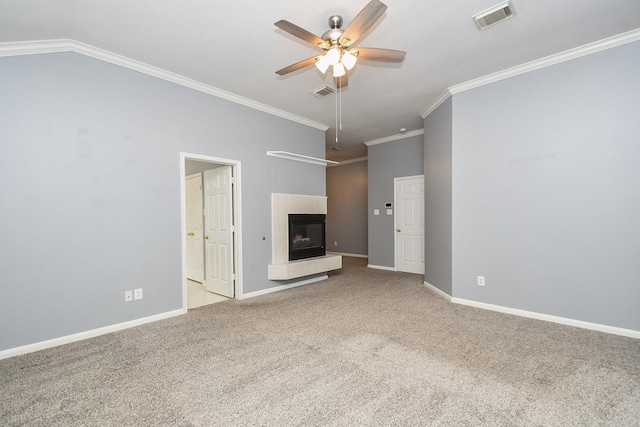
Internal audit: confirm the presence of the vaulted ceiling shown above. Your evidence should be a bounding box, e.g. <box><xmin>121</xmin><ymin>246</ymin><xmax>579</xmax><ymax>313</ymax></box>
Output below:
<box><xmin>2</xmin><ymin>0</ymin><xmax>640</xmax><ymax>160</ymax></box>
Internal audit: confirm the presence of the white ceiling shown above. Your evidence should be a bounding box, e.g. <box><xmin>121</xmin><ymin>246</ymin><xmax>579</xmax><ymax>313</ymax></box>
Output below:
<box><xmin>2</xmin><ymin>0</ymin><xmax>640</xmax><ymax>161</ymax></box>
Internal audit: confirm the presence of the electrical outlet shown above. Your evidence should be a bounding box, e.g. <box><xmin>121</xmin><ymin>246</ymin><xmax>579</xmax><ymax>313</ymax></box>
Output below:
<box><xmin>477</xmin><ymin>276</ymin><xmax>485</xmax><ymax>286</ymax></box>
<box><xmin>125</xmin><ymin>291</ymin><xmax>133</xmax><ymax>302</ymax></box>
<box><xmin>334</xmin><ymin>241</ymin><xmax>338</xmax><ymax>246</ymax></box>
<box><xmin>134</xmin><ymin>288</ymin><xmax>143</xmax><ymax>300</ymax></box>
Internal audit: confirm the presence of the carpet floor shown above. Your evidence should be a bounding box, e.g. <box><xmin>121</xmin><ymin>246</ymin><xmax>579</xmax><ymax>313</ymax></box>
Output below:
<box><xmin>1</xmin><ymin>257</ymin><xmax>639</xmax><ymax>426</ymax></box>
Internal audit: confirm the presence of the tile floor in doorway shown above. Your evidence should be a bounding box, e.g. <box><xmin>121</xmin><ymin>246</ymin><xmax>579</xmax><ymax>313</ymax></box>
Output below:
<box><xmin>187</xmin><ymin>280</ymin><xmax>229</xmax><ymax>309</ymax></box>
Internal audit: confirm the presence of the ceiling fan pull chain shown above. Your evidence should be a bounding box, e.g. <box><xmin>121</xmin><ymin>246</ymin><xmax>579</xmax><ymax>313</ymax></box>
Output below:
<box><xmin>339</xmin><ymin>77</ymin><xmax>343</xmax><ymax>131</ymax></box>
<box><xmin>335</xmin><ymin>79</ymin><xmax>339</xmax><ymax>143</ymax></box>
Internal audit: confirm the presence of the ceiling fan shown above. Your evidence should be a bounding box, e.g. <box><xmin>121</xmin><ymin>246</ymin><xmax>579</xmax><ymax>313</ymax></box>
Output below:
<box><xmin>275</xmin><ymin>0</ymin><xmax>405</xmax><ymax>88</ymax></box>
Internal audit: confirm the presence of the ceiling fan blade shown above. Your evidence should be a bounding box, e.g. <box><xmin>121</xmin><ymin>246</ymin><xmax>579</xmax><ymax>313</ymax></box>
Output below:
<box><xmin>275</xmin><ymin>20</ymin><xmax>328</xmax><ymax>49</ymax></box>
<box><xmin>353</xmin><ymin>47</ymin><xmax>405</xmax><ymax>62</ymax></box>
<box><xmin>334</xmin><ymin>73</ymin><xmax>348</xmax><ymax>89</ymax></box>
<box><xmin>276</xmin><ymin>56</ymin><xmax>322</xmax><ymax>75</ymax></box>
<box><xmin>339</xmin><ymin>0</ymin><xmax>388</xmax><ymax>48</ymax></box>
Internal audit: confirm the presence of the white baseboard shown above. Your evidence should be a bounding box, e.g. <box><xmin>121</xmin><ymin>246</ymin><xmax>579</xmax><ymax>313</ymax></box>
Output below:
<box><xmin>241</xmin><ymin>275</ymin><xmax>329</xmax><ymax>300</ymax></box>
<box><xmin>0</xmin><ymin>308</ymin><xmax>186</xmax><ymax>361</ymax></box>
<box><xmin>327</xmin><ymin>251</ymin><xmax>368</xmax><ymax>259</ymax></box>
<box><xmin>423</xmin><ymin>281</ymin><xmax>640</xmax><ymax>339</ymax></box>
<box><xmin>367</xmin><ymin>264</ymin><xmax>397</xmax><ymax>272</ymax></box>
<box><xmin>423</xmin><ymin>281</ymin><xmax>452</xmax><ymax>302</ymax></box>
<box><xmin>453</xmin><ymin>297</ymin><xmax>640</xmax><ymax>339</ymax></box>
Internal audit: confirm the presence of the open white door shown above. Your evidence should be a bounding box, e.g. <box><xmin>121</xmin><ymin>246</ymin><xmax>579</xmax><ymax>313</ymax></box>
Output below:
<box><xmin>395</xmin><ymin>175</ymin><xmax>425</xmax><ymax>274</ymax></box>
<box><xmin>203</xmin><ymin>166</ymin><xmax>234</xmax><ymax>297</ymax></box>
<box><xmin>185</xmin><ymin>173</ymin><xmax>204</xmax><ymax>283</ymax></box>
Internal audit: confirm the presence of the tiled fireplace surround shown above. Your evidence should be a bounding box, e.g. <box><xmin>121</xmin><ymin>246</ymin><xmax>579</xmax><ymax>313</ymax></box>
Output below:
<box><xmin>268</xmin><ymin>193</ymin><xmax>342</xmax><ymax>280</ymax></box>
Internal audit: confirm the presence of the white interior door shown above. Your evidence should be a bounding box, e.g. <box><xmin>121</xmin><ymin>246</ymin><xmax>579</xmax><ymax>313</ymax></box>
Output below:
<box><xmin>185</xmin><ymin>173</ymin><xmax>204</xmax><ymax>282</ymax></box>
<box><xmin>395</xmin><ymin>176</ymin><xmax>425</xmax><ymax>274</ymax></box>
<box><xmin>203</xmin><ymin>166</ymin><xmax>234</xmax><ymax>297</ymax></box>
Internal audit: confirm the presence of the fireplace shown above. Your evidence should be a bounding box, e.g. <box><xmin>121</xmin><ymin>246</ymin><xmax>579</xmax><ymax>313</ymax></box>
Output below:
<box><xmin>268</xmin><ymin>194</ymin><xmax>341</xmax><ymax>281</ymax></box>
<box><xmin>288</xmin><ymin>214</ymin><xmax>326</xmax><ymax>261</ymax></box>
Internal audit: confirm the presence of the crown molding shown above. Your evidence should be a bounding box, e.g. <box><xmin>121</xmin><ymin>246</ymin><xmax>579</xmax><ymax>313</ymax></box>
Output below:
<box><xmin>363</xmin><ymin>129</ymin><xmax>424</xmax><ymax>147</ymax></box>
<box><xmin>0</xmin><ymin>39</ymin><xmax>70</xmax><ymax>56</ymax></box>
<box><xmin>421</xmin><ymin>28</ymin><xmax>640</xmax><ymax>119</ymax></box>
<box><xmin>420</xmin><ymin>89</ymin><xmax>452</xmax><ymax>119</ymax></box>
<box><xmin>449</xmin><ymin>28</ymin><xmax>640</xmax><ymax>95</ymax></box>
<box><xmin>0</xmin><ymin>39</ymin><xmax>330</xmax><ymax>132</ymax></box>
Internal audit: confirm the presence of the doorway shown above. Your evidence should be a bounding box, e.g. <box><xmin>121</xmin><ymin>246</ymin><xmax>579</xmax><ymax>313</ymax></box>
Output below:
<box><xmin>394</xmin><ymin>175</ymin><xmax>425</xmax><ymax>274</ymax></box>
<box><xmin>180</xmin><ymin>153</ymin><xmax>243</xmax><ymax>310</ymax></box>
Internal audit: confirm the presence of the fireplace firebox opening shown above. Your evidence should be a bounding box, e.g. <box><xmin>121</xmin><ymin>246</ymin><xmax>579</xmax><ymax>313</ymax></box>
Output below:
<box><xmin>288</xmin><ymin>214</ymin><xmax>326</xmax><ymax>261</ymax></box>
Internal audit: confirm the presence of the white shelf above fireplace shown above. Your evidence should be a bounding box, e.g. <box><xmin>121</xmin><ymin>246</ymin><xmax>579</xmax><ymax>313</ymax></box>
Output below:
<box><xmin>266</xmin><ymin>151</ymin><xmax>338</xmax><ymax>166</ymax></box>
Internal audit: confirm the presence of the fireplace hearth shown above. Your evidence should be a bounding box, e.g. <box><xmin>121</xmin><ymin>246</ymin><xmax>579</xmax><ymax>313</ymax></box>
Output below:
<box><xmin>288</xmin><ymin>214</ymin><xmax>326</xmax><ymax>261</ymax></box>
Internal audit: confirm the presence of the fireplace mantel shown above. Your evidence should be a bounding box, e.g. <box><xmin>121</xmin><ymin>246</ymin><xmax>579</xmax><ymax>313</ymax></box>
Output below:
<box><xmin>268</xmin><ymin>193</ymin><xmax>341</xmax><ymax>280</ymax></box>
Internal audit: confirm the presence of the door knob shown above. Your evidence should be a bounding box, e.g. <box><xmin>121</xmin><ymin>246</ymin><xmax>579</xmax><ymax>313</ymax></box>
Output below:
<box><xmin>396</xmin><ymin>228</ymin><xmax>401</xmax><ymax>232</ymax></box>
<box><xmin>205</xmin><ymin>236</ymin><xmax>209</xmax><ymax>240</ymax></box>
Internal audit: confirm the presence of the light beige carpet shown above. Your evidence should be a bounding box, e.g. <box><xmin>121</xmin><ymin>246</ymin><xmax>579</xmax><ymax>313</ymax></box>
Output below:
<box><xmin>1</xmin><ymin>257</ymin><xmax>639</xmax><ymax>426</ymax></box>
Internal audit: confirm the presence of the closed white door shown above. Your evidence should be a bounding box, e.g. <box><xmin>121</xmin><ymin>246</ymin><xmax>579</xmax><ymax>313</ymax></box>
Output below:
<box><xmin>203</xmin><ymin>166</ymin><xmax>234</xmax><ymax>298</ymax></box>
<box><xmin>185</xmin><ymin>173</ymin><xmax>204</xmax><ymax>282</ymax></box>
<box><xmin>395</xmin><ymin>176</ymin><xmax>425</xmax><ymax>274</ymax></box>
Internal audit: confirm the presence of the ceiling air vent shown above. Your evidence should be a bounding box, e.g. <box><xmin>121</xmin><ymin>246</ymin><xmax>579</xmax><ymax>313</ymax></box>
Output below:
<box><xmin>473</xmin><ymin>1</ymin><xmax>515</xmax><ymax>30</ymax></box>
<box><xmin>311</xmin><ymin>85</ymin><xmax>335</xmax><ymax>97</ymax></box>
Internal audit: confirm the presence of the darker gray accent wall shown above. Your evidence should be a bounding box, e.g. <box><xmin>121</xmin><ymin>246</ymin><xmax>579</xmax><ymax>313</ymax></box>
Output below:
<box><xmin>0</xmin><ymin>52</ymin><xmax>326</xmax><ymax>351</ymax></box>
<box><xmin>326</xmin><ymin>160</ymin><xmax>368</xmax><ymax>256</ymax></box>
<box><xmin>367</xmin><ymin>136</ymin><xmax>424</xmax><ymax>268</ymax></box>
<box><xmin>423</xmin><ymin>97</ymin><xmax>453</xmax><ymax>294</ymax></box>
<box><xmin>452</xmin><ymin>41</ymin><xmax>640</xmax><ymax>330</ymax></box>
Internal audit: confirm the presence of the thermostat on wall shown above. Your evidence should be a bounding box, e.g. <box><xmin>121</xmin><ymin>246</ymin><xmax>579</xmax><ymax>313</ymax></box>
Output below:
<box><xmin>385</xmin><ymin>202</ymin><xmax>393</xmax><ymax>208</ymax></box>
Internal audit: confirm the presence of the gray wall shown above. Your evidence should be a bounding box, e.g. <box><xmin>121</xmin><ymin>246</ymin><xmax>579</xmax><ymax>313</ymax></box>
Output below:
<box><xmin>451</xmin><ymin>40</ymin><xmax>640</xmax><ymax>330</ymax></box>
<box><xmin>367</xmin><ymin>135</ymin><xmax>424</xmax><ymax>268</ymax></box>
<box><xmin>326</xmin><ymin>160</ymin><xmax>368</xmax><ymax>256</ymax></box>
<box><xmin>423</xmin><ymin>97</ymin><xmax>453</xmax><ymax>294</ymax></box>
<box><xmin>0</xmin><ymin>52</ymin><xmax>326</xmax><ymax>351</ymax></box>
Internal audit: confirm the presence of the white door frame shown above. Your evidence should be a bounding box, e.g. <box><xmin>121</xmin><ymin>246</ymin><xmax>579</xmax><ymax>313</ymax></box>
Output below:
<box><xmin>180</xmin><ymin>152</ymin><xmax>243</xmax><ymax>311</ymax></box>
<box><xmin>394</xmin><ymin>174</ymin><xmax>425</xmax><ymax>272</ymax></box>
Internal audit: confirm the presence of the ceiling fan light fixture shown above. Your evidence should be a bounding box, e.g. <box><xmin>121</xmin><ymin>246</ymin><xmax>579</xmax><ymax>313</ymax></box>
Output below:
<box><xmin>326</xmin><ymin>46</ymin><xmax>341</xmax><ymax>66</ymax></box>
<box><xmin>315</xmin><ymin>55</ymin><xmax>331</xmax><ymax>73</ymax></box>
<box><xmin>342</xmin><ymin>50</ymin><xmax>357</xmax><ymax>70</ymax></box>
<box><xmin>333</xmin><ymin>62</ymin><xmax>346</xmax><ymax>77</ymax></box>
